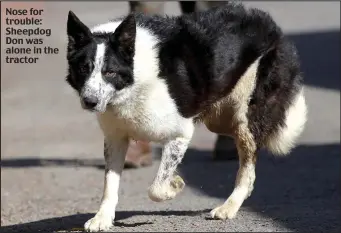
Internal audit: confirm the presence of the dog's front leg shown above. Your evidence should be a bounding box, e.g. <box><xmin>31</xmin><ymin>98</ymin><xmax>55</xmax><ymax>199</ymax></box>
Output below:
<box><xmin>148</xmin><ymin>137</ymin><xmax>191</xmax><ymax>202</ymax></box>
<box><xmin>84</xmin><ymin>137</ymin><xmax>128</xmax><ymax>232</ymax></box>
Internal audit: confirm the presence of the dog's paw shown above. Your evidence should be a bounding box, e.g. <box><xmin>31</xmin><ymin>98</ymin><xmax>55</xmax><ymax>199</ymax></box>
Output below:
<box><xmin>148</xmin><ymin>184</ymin><xmax>177</xmax><ymax>202</ymax></box>
<box><xmin>210</xmin><ymin>199</ymin><xmax>241</xmax><ymax>220</ymax></box>
<box><xmin>148</xmin><ymin>175</ymin><xmax>185</xmax><ymax>202</ymax></box>
<box><xmin>84</xmin><ymin>213</ymin><xmax>114</xmax><ymax>232</ymax></box>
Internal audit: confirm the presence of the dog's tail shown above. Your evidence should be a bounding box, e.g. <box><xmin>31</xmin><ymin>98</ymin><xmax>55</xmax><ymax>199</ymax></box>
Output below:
<box><xmin>265</xmin><ymin>87</ymin><xmax>308</xmax><ymax>156</ymax></box>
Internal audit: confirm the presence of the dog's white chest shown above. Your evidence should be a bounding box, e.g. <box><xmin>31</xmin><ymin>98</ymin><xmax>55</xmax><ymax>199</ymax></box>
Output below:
<box><xmin>97</xmin><ymin>83</ymin><xmax>193</xmax><ymax>143</ymax></box>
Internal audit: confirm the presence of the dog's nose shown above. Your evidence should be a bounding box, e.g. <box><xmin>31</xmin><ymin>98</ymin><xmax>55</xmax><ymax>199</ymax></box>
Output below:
<box><xmin>82</xmin><ymin>96</ymin><xmax>98</xmax><ymax>109</ymax></box>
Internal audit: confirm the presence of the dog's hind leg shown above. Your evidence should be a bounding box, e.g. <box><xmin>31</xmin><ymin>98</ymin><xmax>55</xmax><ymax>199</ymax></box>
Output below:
<box><xmin>208</xmin><ymin>55</ymin><xmax>262</xmax><ymax>220</ymax></box>
<box><xmin>210</xmin><ymin>125</ymin><xmax>257</xmax><ymax>220</ymax></box>
<box><xmin>148</xmin><ymin>137</ymin><xmax>192</xmax><ymax>202</ymax></box>
<box><xmin>84</xmin><ymin>137</ymin><xmax>128</xmax><ymax>232</ymax></box>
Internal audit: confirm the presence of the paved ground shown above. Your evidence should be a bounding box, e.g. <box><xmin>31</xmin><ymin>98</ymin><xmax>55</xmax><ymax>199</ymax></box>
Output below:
<box><xmin>1</xmin><ymin>1</ymin><xmax>340</xmax><ymax>232</ymax></box>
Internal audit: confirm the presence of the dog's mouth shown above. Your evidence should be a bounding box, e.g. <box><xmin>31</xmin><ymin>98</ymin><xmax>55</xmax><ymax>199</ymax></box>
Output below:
<box><xmin>83</xmin><ymin>106</ymin><xmax>98</xmax><ymax>113</ymax></box>
<box><xmin>80</xmin><ymin>100</ymin><xmax>109</xmax><ymax>113</ymax></box>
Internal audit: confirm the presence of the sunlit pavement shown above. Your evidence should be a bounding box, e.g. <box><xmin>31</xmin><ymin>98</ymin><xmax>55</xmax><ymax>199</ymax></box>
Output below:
<box><xmin>1</xmin><ymin>2</ymin><xmax>340</xmax><ymax>232</ymax></box>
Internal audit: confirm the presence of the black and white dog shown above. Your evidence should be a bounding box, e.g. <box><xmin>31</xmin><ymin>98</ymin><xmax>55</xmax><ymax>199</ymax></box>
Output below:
<box><xmin>66</xmin><ymin>3</ymin><xmax>307</xmax><ymax>232</ymax></box>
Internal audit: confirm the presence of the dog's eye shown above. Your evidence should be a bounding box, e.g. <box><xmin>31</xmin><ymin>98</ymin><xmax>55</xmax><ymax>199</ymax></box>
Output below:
<box><xmin>104</xmin><ymin>71</ymin><xmax>116</xmax><ymax>77</ymax></box>
<box><xmin>78</xmin><ymin>64</ymin><xmax>89</xmax><ymax>73</ymax></box>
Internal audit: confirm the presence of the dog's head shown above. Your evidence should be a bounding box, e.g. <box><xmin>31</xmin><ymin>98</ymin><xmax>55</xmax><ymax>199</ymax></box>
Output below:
<box><xmin>66</xmin><ymin>11</ymin><xmax>136</xmax><ymax>112</ymax></box>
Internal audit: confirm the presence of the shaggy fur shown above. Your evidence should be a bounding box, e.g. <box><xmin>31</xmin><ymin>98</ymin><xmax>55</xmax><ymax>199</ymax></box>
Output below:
<box><xmin>66</xmin><ymin>3</ymin><xmax>307</xmax><ymax>232</ymax></box>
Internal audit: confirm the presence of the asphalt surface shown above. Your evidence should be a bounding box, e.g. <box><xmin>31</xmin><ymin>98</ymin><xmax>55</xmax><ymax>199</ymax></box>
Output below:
<box><xmin>1</xmin><ymin>1</ymin><xmax>340</xmax><ymax>232</ymax></box>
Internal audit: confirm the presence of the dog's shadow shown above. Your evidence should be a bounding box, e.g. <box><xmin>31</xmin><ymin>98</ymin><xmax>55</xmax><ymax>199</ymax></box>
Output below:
<box><xmin>0</xmin><ymin>209</ymin><xmax>210</xmax><ymax>232</ymax></box>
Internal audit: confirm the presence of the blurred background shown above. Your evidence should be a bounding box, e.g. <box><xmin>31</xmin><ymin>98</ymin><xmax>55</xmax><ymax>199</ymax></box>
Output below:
<box><xmin>1</xmin><ymin>1</ymin><xmax>340</xmax><ymax>232</ymax></box>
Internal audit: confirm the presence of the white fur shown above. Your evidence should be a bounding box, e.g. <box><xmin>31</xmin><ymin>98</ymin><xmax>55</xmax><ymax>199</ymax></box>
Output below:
<box><xmin>267</xmin><ymin>88</ymin><xmax>307</xmax><ymax>155</ymax></box>
<box><xmin>91</xmin><ymin>21</ymin><xmax>122</xmax><ymax>33</ymax></box>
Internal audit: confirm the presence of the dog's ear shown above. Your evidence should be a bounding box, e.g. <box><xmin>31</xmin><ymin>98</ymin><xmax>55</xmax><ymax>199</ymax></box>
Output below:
<box><xmin>67</xmin><ymin>11</ymin><xmax>92</xmax><ymax>58</ymax></box>
<box><xmin>110</xmin><ymin>14</ymin><xmax>136</xmax><ymax>64</ymax></box>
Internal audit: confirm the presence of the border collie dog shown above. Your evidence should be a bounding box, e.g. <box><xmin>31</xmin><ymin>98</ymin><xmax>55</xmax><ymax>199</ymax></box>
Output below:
<box><xmin>66</xmin><ymin>3</ymin><xmax>307</xmax><ymax>232</ymax></box>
